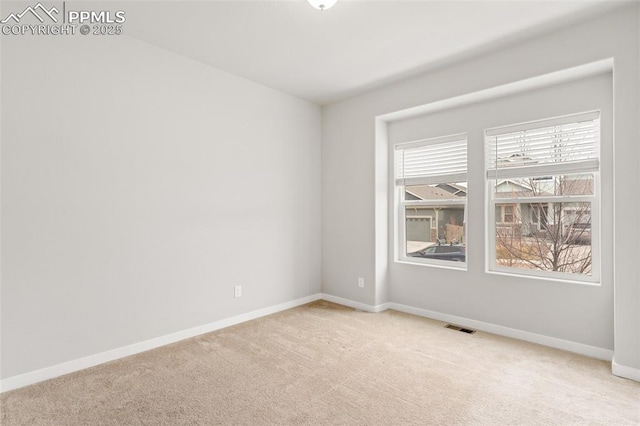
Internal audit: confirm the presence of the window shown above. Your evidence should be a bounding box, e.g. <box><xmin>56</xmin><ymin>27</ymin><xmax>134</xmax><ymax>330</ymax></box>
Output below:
<box><xmin>500</xmin><ymin>205</ymin><xmax>516</xmax><ymax>223</ymax></box>
<box><xmin>486</xmin><ymin>111</ymin><xmax>600</xmax><ymax>282</ymax></box>
<box><xmin>395</xmin><ymin>134</ymin><xmax>467</xmax><ymax>266</ymax></box>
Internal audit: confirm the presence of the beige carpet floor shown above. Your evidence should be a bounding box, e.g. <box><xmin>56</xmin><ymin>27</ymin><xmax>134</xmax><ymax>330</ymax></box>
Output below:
<box><xmin>1</xmin><ymin>300</ymin><xmax>639</xmax><ymax>425</ymax></box>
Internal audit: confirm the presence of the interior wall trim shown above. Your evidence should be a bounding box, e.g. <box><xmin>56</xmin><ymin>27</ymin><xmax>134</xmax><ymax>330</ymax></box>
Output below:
<box><xmin>0</xmin><ymin>293</ymin><xmax>323</xmax><ymax>393</ymax></box>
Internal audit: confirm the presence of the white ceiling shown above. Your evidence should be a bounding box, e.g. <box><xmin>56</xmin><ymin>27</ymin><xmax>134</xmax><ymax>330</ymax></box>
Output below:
<box><xmin>121</xmin><ymin>0</ymin><xmax>620</xmax><ymax>105</ymax></box>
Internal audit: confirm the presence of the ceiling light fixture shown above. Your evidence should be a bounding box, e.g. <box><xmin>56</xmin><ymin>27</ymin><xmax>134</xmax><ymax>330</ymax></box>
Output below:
<box><xmin>308</xmin><ymin>0</ymin><xmax>337</xmax><ymax>11</ymax></box>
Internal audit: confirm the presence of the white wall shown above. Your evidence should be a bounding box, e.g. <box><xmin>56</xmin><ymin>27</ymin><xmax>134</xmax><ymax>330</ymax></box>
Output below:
<box><xmin>322</xmin><ymin>4</ymin><xmax>639</xmax><ymax>371</ymax></box>
<box><xmin>1</xmin><ymin>34</ymin><xmax>321</xmax><ymax>379</ymax></box>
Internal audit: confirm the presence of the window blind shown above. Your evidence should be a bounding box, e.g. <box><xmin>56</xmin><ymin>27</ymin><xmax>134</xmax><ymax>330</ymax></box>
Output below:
<box><xmin>395</xmin><ymin>134</ymin><xmax>467</xmax><ymax>186</ymax></box>
<box><xmin>486</xmin><ymin>111</ymin><xmax>600</xmax><ymax>180</ymax></box>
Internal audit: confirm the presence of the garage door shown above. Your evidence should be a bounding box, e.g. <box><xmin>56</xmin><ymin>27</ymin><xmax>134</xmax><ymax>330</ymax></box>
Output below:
<box><xmin>406</xmin><ymin>217</ymin><xmax>431</xmax><ymax>242</ymax></box>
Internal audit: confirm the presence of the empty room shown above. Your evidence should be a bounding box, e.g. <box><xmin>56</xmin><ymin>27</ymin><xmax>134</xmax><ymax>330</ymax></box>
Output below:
<box><xmin>1</xmin><ymin>0</ymin><xmax>639</xmax><ymax>424</ymax></box>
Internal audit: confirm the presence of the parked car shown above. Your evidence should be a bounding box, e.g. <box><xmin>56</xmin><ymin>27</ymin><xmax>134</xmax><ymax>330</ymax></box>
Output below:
<box><xmin>565</xmin><ymin>223</ymin><xmax>591</xmax><ymax>245</ymax></box>
<box><xmin>408</xmin><ymin>244</ymin><xmax>466</xmax><ymax>262</ymax></box>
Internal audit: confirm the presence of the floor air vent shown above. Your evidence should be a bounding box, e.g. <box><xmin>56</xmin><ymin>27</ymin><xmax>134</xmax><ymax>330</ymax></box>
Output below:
<box><xmin>445</xmin><ymin>324</ymin><xmax>476</xmax><ymax>334</ymax></box>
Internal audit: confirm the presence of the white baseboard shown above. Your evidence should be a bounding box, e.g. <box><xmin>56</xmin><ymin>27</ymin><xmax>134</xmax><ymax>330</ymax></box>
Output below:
<box><xmin>0</xmin><ymin>293</ymin><xmax>322</xmax><ymax>393</ymax></box>
<box><xmin>1</xmin><ymin>292</ymin><xmax>626</xmax><ymax>393</ymax></box>
<box><xmin>612</xmin><ymin>358</ymin><xmax>640</xmax><ymax>382</ymax></box>
<box><xmin>387</xmin><ymin>302</ymin><xmax>613</xmax><ymax>361</ymax></box>
<box><xmin>320</xmin><ymin>293</ymin><xmax>389</xmax><ymax>313</ymax></box>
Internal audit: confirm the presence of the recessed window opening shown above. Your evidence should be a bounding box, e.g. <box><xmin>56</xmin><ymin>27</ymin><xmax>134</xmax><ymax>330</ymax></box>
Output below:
<box><xmin>485</xmin><ymin>111</ymin><xmax>601</xmax><ymax>283</ymax></box>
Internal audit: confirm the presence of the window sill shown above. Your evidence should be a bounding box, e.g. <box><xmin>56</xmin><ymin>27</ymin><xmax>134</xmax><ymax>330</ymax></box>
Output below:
<box><xmin>395</xmin><ymin>259</ymin><xmax>467</xmax><ymax>271</ymax></box>
<box><xmin>486</xmin><ymin>268</ymin><xmax>601</xmax><ymax>286</ymax></box>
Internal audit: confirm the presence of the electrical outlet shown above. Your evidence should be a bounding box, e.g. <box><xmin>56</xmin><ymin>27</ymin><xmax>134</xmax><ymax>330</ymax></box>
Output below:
<box><xmin>234</xmin><ymin>285</ymin><xmax>242</xmax><ymax>298</ymax></box>
<box><xmin>357</xmin><ymin>277</ymin><xmax>365</xmax><ymax>288</ymax></box>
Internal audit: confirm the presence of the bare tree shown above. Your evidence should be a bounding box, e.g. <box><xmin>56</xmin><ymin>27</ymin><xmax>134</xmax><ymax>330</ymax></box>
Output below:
<box><xmin>495</xmin><ymin>176</ymin><xmax>592</xmax><ymax>275</ymax></box>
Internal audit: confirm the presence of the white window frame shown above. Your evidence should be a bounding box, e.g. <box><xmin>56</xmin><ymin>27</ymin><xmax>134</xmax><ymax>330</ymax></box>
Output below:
<box><xmin>395</xmin><ymin>133</ymin><xmax>468</xmax><ymax>268</ymax></box>
<box><xmin>485</xmin><ymin>111</ymin><xmax>601</xmax><ymax>284</ymax></box>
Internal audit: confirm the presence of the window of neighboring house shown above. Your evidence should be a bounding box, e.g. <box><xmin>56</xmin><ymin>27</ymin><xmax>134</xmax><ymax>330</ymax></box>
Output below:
<box><xmin>531</xmin><ymin>204</ymin><xmax>548</xmax><ymax>228</ymax></box>
<box><xmin>395</xmin><ymin>133</ymin><xmax>467</xmax><ymax>267</ymax></box>
<box><xmin>486</xmin><ymin>111</ymin><xmax>600</xmax><ymax>283</ymax></box>
<box><xmin>501</xmin><ymin>205</ymin><xmax>516</xmax><ymax>223</ymax></box>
